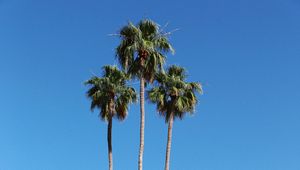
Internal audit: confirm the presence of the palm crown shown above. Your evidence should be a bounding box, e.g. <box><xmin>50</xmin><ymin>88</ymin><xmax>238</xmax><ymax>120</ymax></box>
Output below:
<box><xmin>116</xmin><ymin>19</ymin><xmax>174</xmax><ymax>82</ymax></box>
<box><xmin>85</xmin><ymin>65</ymin><xmax>137</xmax><ymax>120</ymax></box>
<box><xmin>147</xmin><ymin>65</ymin><xmax>202</xmax><ymax>122</ymax></box>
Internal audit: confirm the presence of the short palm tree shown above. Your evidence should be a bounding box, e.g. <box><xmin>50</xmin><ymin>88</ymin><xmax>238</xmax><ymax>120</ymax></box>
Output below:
<box><xmin>147</xmin><ymin>65</ymin><xmax>202</xmax><ymax>170</ymax></box>
<box><xmin>85</xmin><ymin>65</ymin><xmax>137</xmax><ymax>170</ymax></box>
<box><xmin>116</xmin><ymin>19</ymin><xmax>174</xmax><ymax>170</ymax></box>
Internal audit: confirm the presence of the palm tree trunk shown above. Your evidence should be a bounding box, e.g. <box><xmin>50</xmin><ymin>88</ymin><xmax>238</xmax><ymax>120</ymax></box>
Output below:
<box><xmin>107</xmin><ymin>118</ymin><xmax>113</xmax><ymax>170</ymax></box>
<box><xmin>164</xmin><ymin>114</ymin><xmax>174</xmax><ymax>170</ymax></box>
<box><xmin>138</xmin><ymin>75</ymin><xmax>145</xmax><ymax>170</ymax></box>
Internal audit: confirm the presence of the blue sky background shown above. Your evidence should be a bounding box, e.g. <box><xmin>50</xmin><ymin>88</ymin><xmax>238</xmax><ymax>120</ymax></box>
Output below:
<box><xmin>1</xmin><ymin>0</ymin><xmax>300</xmax><ymax>169</ymax></box>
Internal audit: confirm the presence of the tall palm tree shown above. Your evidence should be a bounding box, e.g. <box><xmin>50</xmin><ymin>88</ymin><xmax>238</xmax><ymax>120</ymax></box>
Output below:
<box><xmin>85</xmin><ymin>65</ymin><xmax>137</xmax><ymax>170</ymax></box>
<box><xmin>116</xmin><ymin>19</ymin><xmax>174</xmax><ymax>170</ymax></box>
<box><xmin>147</xmin><ymin>65</ymin><xmax>202</xmax><ymax>170</ymax></box>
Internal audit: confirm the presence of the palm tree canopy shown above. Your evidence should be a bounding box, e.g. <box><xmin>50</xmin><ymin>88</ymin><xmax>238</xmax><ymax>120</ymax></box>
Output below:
<box><xmin>147</xmin><ymin>65</ymin><xmax>202</xmax><ymax>122</ymax></box>
<box><xmin>116</xmin><ymin>19</ymin><xmax>174</xmax><ymax>82</ymax></box>
<box><xmin>85</xmin><ymin>65</ymin><xmax>137</xmax><ymax>121</ymax></box>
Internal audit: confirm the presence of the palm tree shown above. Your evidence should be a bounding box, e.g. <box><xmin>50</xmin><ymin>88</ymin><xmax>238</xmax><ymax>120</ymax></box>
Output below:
<box><xmin>116</xmin><ymin>19</ymin><xmax>174</xmax><ymax>170</ymax></box>
<box><xmin>85</xmin><ymin>65</ymin><xmax>137</xmax><ymax>170</ymax></box>
<box><xmin>147</xmin><ymin>65</ymin><xmax>202</xmax><ymax>170</ymax></box>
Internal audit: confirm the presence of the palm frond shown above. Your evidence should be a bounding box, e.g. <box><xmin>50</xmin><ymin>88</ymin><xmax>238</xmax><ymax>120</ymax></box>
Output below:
<box><xmin>168</xmin><ymin>65</ymin><xmax>186</xmax><ymax>80</ymax></box>
<box><xmin>85</xmin><ymin>65</ymin><xmax>137</xmax><ymax>122</ymax></box>
<box><xmin>115</xmin><ymin>19</ymin><xmax>174</xmax><ymax>83</ymax></box>
<box><xmin>148</xmin><ymin>65</ymin><xmax>202</xmax><ymax>123</ymax></box>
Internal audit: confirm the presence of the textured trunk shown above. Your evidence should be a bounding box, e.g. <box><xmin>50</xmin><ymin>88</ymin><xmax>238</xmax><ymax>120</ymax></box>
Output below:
<box><xmin>107</xmin><ymin>118</ymin><xmax>113</xmax><ymax>170</ymax></box>
<box><xmin>138</xmin><ymin>58</ymin><xmax>145</xmax><ymax>170</ymax></box>
<box><xmin>164</xmin><ymin>114</ymin><xmax>174</xmax><ymax>170</ymax></box>
<box><xmin>108</xmin><ymin>99</ymin><xmax>114</xmax><ymax>170</ymax></box>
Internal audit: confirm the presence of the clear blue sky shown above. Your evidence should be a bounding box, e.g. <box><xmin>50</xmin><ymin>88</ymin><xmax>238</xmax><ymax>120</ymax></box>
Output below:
<box><xmin>1</xmin><ymin>0</ymin><xmax>300</xmax><ymax>169</ymax></box>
